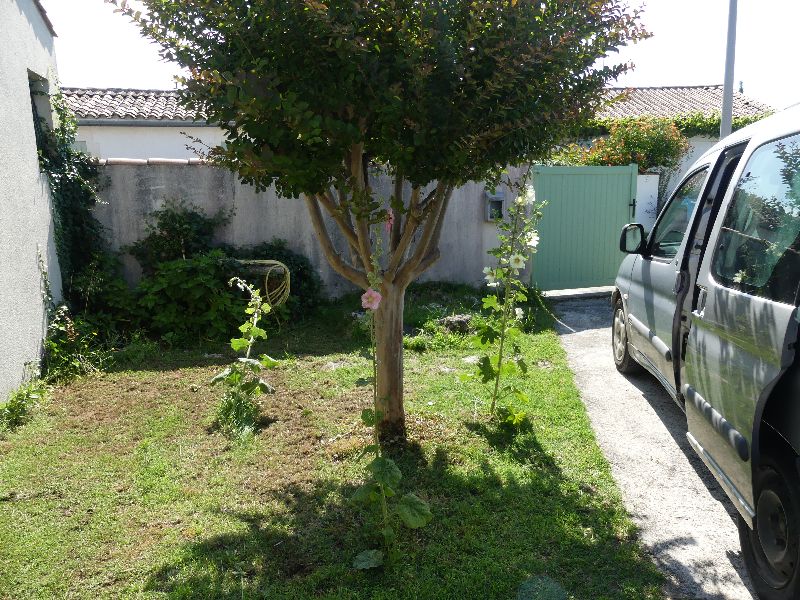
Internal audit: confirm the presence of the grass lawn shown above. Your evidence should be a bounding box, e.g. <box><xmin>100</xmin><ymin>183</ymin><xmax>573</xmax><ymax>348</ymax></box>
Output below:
<box><xmin>0</xmin><ymin>284</ymin><xmax>663</xmax><ymax>599</ymax></box>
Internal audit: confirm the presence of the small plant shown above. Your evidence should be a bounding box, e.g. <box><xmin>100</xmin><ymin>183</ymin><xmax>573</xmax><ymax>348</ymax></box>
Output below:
<box><xmin>42</xmin><ymin>305</ymin><xmax>110</xmax><ymax>383</ymax></box>
<box><xmin>211</xmin><ymin>278</ymin><xmax>278</xmax><ymax>438</ymax></box>
<box><xmin>0</xmin><ymin>379</ymin><xmax>48</xmax><ymax>432</ymax></box>
<box><xmin>474</xmin><ymin>183</ymin><xmax>543</xmax><ymax>417</ymax></box>
<box><xmin>350</xmin><ymin>252</ymin><xmax>432</xmax><ymax>570</ymax></box>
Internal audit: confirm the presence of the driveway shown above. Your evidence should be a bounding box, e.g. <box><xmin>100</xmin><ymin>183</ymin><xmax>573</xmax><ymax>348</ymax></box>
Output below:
<box><xmin>554</xmin><ymin>297</ymin><xmax>756</xmax><ymax>600</ymax></box>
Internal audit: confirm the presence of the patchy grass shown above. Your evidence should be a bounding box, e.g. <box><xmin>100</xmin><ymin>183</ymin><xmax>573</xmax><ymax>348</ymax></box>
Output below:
<box><xmin>0</xmin><ymin>283</ymin><xmax>663</xmax><ymax>599</ymax></box>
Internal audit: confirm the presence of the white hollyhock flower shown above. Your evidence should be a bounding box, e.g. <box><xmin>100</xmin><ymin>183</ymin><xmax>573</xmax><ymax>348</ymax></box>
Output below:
<box><xmin>483</xmin><ymin>266</ymin><xmax>496</xmax><ymax>284</ymax></box>
<box><xmin>515</xmin><ymin>186</ymin><xmax>536</xmax><ymax>206</ymax></box>
<box><xmin>487</xmin><ymin>281</ymin><xmax>500</xmax><ymax>288</ymax></box>
<box><xmin>509</xmin><ymin>254</ymin><xmax>526</xmax><ymax>271</ymax></box>
<box><xmin>526</xmin><ymin>232</ymin><xmax>540</xmax><ymax>249</ymax></box>
<box><xmin>515</xmin><ymin>307</ymin><xmax>524</xmax><ymax>320</ymax></box>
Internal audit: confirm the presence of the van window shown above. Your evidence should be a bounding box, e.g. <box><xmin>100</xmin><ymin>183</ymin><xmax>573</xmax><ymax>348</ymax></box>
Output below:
<box><xmin>650</xmin><ymin>168</ymin><xmax>708</xmax><ymax>259</ymax></box>
<box><xmin>712</xmin><ymin>133</ymin><xmax>800</xmax><ymax>304</ymax></box>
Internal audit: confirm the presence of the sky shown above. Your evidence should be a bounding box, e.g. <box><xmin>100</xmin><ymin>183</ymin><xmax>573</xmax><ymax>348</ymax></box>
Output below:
<box><xmin>40</xmin><ymin>0</ymin><xmax>800</xmax><ymax>111</ymax></box>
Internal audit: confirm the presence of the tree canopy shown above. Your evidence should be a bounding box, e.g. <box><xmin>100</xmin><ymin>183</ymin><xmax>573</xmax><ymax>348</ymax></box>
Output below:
<box><xmin>116</xmin><ymin>0</ymin><xmax>647</xmax><ymax>196</ymax></box>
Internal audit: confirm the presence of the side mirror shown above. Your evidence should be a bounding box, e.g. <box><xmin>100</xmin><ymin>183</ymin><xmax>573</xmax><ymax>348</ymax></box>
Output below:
<box><xmin>619</xmin><ymin>223</ymin><xmax>645</xmax><ymax>254</ymax></box>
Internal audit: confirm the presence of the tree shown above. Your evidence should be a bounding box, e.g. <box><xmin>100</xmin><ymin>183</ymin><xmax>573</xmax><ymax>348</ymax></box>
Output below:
<box><xmin>112</xmin><ymin>0</ymin><xmax>647</xmax><ymax>441</ymax></box>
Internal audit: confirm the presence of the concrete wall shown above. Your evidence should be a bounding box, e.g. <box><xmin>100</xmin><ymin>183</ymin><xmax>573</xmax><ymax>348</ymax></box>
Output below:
<box><xmin>76</xmin><ymin>124</ymin><xmax>225</xmax><ymax>160</ymax></box>
<box><xmin>95</xmin><ymin>161</ymin><xmax>511</xmax><ymax>297</ymax></box>
<box><xmin>0</xmin><ymin>0</ymin><xmax>61</xmax><ymax>399</ymax></box>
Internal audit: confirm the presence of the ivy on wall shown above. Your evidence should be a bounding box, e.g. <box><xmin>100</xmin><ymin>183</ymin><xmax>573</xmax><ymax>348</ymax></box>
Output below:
<box><xmin>576</xmin><ymin>111</ymin><xmax>770</xmax><ymax>140</ymax></box>
<box><xmin>35</xmin><ymin>87</ymin><xmax>106</xmax><ymax>306</ymax></box>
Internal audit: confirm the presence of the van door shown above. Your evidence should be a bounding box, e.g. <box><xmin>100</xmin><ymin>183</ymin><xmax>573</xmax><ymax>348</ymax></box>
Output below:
<box><xmin>626</xmin><ymin>167</ymin><xmax>709</xmax><ymax>392</ymax></box>
<box><xmin>685</xmin><ymin>133</ymin><xmax>800</xmax><ymax>520</ymax></box>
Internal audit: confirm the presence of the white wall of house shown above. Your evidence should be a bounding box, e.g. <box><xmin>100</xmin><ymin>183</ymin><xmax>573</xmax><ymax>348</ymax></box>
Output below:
<box><xmin>0</xmin><ymin>0</ymin><xmax>62</xmax><ymax>399</ymax></box>
<box><xmin>75</xmin><ymin>124</ymin><xmax>225</xmax><ymax>159</ymax></box>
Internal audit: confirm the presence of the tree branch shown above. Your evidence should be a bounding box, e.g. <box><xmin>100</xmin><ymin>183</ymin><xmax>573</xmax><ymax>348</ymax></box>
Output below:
<box><xmin>391</xmin><ymin>173</ymin><xmax>403</xmax><ymax>251</ymax></box>
<box><xmin>385</xmin><ymin>185</ymin><xmax>423</xmax><ymax>282</ymax></box>
<box><xmin>303</xmin><ymin>194</ymin><xmax>369</xmax><ymax>289</ymax></box>
<box><xmin>395</xmin><ymin>183</ymin><xmax>452</xmax><ymax>286</ymax></box>
<box><xmin>317</xmin><ymin>191</ymin><xmax>359</xmax><ymax>253</ymax></box>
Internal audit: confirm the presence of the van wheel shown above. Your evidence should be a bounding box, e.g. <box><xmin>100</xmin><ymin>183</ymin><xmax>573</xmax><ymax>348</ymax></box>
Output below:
<box><xmin>739</xmin><ymin>457</ymin><xmax>800</xmax><ymax>599</ymax></box>
<box><xmin>612</xmin><ymin>298</ymin><xmax>641</xmax><ymax>374</ymax></box>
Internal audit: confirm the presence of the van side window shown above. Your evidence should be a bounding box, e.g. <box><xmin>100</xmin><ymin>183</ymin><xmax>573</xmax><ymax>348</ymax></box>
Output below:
<box><xmin>712</xmin><ymin>133</ymin><xmax>800</xmax><ymax>304</ymax></box>
<box><xmin>649</xmin><ymin>168</ymin><xmax>708</xmax><ymax>259</ymax></box>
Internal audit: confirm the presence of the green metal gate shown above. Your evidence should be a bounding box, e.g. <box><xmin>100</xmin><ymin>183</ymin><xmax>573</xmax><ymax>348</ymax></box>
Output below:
<box><xmin>530</xmin><ymin>164</ymin><xmax>638</xmax><ymax>291</ymax></box>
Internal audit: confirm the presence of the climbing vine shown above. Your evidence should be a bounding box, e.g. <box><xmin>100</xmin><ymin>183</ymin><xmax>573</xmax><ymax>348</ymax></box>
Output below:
<box><xmin>35</xmin><ymin>87</ymin><xmax>105</xmax><ymax>304</ymax></box>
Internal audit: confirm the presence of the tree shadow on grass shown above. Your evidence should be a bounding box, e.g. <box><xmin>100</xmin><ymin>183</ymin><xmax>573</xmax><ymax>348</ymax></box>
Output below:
<box><xmin>144</xmin><ymin>429</ymin><xmax>664</xmax><ymax>600</ymax></box>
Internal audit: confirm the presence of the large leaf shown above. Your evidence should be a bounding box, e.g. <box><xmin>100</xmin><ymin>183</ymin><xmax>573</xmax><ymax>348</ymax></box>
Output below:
<box><xmin>367</xmin><ymin>456</ymin><xmax>401</xmax><ymax>489</ymax></box>
<box><xmin>350</xmin><ymin>482</ymin><xmax>380</xmax><ymax>505</ymax></box>
<box><xmin>230</xmin><ymin>337</ymin><xmax>249</xmax><ymax>352</ymax></box>
<box><xmin>478</xmin><ymin>356</ymin><xmax>497</xmax><ymax>384</ymax></box>
<box><xmin>396</xmin><ymin>493</ymin><xmax>433</xmax><ymax>529</ymax></box>
<box><xmin>352</xmin><ymin>549</ymin><xmax>383</xmax><ymax>570</ymax></box>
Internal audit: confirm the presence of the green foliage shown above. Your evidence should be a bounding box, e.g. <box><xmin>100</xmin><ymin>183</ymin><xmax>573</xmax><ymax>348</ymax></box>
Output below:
<box><xmin>552</xmin><ymin>117</ymin><xmax>689</xmax><ymax>174</ymax></box>
<box><xmin>475</xmin><ymin>184</ymin><xmax>542</xmax><ymax>416</ymax></box>
<box><xmin>115</xmin><ymin>0</ymin><xmax>646</xmax><ymax>193</ymax></box>
<box><xmin>0</xmin><ymin>380</ymin><xmax>48</xmax><ymax>432</ymax></box>
<box><xmin>42</xmin><ymin>306</ymin><xmax>111</xmax><ymax>383</ymax></box>
<box><xmin>211</xmin><ymin>278</ymin><xmax>277</xmax><ymax>437</ymax></box>
<box><xmin>136</xmin><ymin>250</ymin><xmax>245</xmax><ymax>344</ymax></box>
<box><xmin>577</xmin><ymin>111</ymin><xmax>770</xmax><ymax>140</ymax></box>
<box><xmin>37</xmin><ymin>89</ymin><xmax>105</xmax><ymax>303</ymax></box>
<box><xmin>70</xmin><ymin>252</ymin><xmax>138</xmax><ymax>334</ymax></box>
<box><xmin>127</xmin><ymin>199</ymin><xmax>232</xmax><ymax>274</ymax></box>
<box><xmin>350</xmin><ymin>410</ymin><xmax>433</xmax><ymax>569</ymax></box>
<box><xmin>231</xmin><ymin>239</ymin><xmax>324</xmax><ymax>317</ymax></box>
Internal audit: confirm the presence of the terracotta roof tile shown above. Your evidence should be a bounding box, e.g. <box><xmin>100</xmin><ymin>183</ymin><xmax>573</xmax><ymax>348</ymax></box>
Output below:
<box><xmin>61</xmin><ymin>87</ymin><xmax>203</xmax><ymax>122</ymax></box>
<box><xmin>598</xmin><ymin>85</ymin><xmax>772</xmax><ymax>120</ymax></box>
<box><xmin>62</xmin><ymin>84</ymin><xmax>772</xmax><ymax>124</ymax></box>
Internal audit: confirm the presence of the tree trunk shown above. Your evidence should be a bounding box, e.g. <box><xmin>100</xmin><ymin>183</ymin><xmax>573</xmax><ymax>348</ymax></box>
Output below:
<box><xmin>374</xmin><ymin>281</ymin><xmax>406</xmax><ymax>442</ymax></box>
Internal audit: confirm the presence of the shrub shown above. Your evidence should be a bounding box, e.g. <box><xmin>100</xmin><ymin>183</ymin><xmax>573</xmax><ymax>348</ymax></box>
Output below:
<box><xmin>552</xmin><ymin>117</ymin><xmax>690</xmax><ymax>174</ymax></box>
<box><xmin>127</xmin><ymin>199</ymin><xmax>232</xmax><ymax>274</ymax></box>
<box><xmin>0</xmin><ymin>380</ymin><xmax>48</xmax><ymax>432</ymax></box>
<box><xmin>42</xmin><ymin>306</ymin><xmax>110</xmax><ymax>383</ymax></box>
<box><xmin>70</xmin><ymin>252</ymin><xmax>138</xmax><ymax>335</ymax></box>
<box><xmin>136</xmin><ymin>250</ymin><xmax>245</xmax><ymax>344</ymax></box>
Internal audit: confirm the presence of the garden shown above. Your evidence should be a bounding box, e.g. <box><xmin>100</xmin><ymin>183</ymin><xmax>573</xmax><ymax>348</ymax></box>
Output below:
<box><xmin>1</xmin><ymin>278</ymin><xmax>665</xmax><ymax>599</ymax></box>
<box><xmin>1</xmin><ymin>1</ymin><xmax>675</xmax><ymax>597</ymax></box>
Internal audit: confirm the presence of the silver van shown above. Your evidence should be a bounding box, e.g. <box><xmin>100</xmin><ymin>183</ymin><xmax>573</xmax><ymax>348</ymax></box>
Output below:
<box><xmin>613</xmin><ymin>106</ymin><xmax>800</xmax><ymax>599</ymax></box>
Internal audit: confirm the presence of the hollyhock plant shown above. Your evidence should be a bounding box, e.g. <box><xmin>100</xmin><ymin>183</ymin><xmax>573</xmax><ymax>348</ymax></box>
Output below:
<box><xmin>361</xmin><ymin>288</ymin><xmax>382</xmax><ymax>311</ymax></box>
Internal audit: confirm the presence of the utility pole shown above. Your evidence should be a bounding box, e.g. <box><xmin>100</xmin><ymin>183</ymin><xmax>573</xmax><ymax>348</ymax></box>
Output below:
<box><xmin>720</xmin><ymin>0</ymin><xmax>738</xmax><ymax>139</ymax></box>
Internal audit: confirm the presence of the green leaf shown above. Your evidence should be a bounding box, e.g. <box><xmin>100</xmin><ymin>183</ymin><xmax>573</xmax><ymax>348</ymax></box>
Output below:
<box><xmin>237</xmin><ymin>357</ymin><xmax>263</xmax><ymax>372</ymax></box>
<box><xmin>476</xmin><ymin>322</ymin><xmax>500</xmax><ymax>346</ymax></box>
<box><xmin>516</xmin><ymin>356</ymin><xmax>528</xmax><ymax>375</ymax></box>
<box><xmin>249</xmin><ymin>326</ymin><xmax>267</xmax><ymax>340</ymax></box>
<box><xmin>361</xmin><ymin>408</ymin><xmax>376</xmax><ymax>427</ymax></box>
<box><xmin>515</xmin><ymin>291</ymin><xmax>528</xmax><ymax>302</ymax></box>
<box><xmin>477</xmin><ymin>356</ymin><xmax>497</xmax><ymax>384</ymax></box>
<box><xmin>353</xmin><ymin>549</ymin><xmax>383</xmax><ymax>570</ymax></box>
<box><xmin>396</xmin><ymin>493</ymin><xmax>433</xmax><ymax>529</ymax></box>
<box><xmin>260</xmin><ymin>354</ymin><xmax>279</xmax><ymax>368</ymax></box>
<box><xmin>367</xmin><ymin>456</ymin><xmax>402</xmax><ymax>489</ymax></box>
<box><xmin>230</xmin><ymin>337</ymin><xmax>249</xmax><ymax>352</ymax></box>
<box><xmin>482</xmin><ymin>295</ymin><xmax>501</xmax><ymax>311</ymax></box>
<box><xmin>210</xmin><ymin>367</ymin><xmax>231</xmax><ymax>385</ymax></box>
<box><xmin>257</xmin><ymin>379</ymin><xmax>275</xmax><ymax>394</ymax></box>
<box><xmin>381</xmin><ymin>526</ymin><xmax>396</xmax><ymax>546</ymax></box>
<box><xmin>350</xmin><ymin>482</ymin><xmax>380</xmax><ymax>505</ymax></box>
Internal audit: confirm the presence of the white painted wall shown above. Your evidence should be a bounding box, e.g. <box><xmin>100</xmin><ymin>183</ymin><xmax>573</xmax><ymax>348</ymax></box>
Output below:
<box><xmin>0</xmin><ymin>0</ymin><xmax>62</xmax><ymax>399</ymax></box>
<box><xmin>76</xmin><ymin>125</ymin><xmax>225</xmax><ymax>159</ymax></box>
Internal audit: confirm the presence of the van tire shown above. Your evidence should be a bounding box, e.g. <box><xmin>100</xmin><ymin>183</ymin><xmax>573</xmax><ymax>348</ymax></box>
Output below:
<box><xmin>739</xmin><ymin>457</ymin><xmax>800</xmax><ymax>599</ymax></box>
<box><xmin>612</xmin><ymin>298</ymin><xmax>642</xmax><ymax>374</ymax></box>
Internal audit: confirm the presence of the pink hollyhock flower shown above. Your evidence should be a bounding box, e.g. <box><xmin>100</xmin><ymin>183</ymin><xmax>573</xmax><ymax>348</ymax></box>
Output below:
<box><xmin>361</xmin><ymin>288</ymin><xmax>382</xmax><ymax>311</ymax></box>
<box><xmin>384</xmin><ymin>208</ymin><xmax>394</xmax><ymax>234</ymax></box>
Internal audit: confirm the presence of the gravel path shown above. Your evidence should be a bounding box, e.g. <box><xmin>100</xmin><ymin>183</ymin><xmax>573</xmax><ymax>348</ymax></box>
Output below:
<box><xmin>553</xmin><ymin>297</ymin><xmax>756</xmax><ymax>600</ymax></box>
